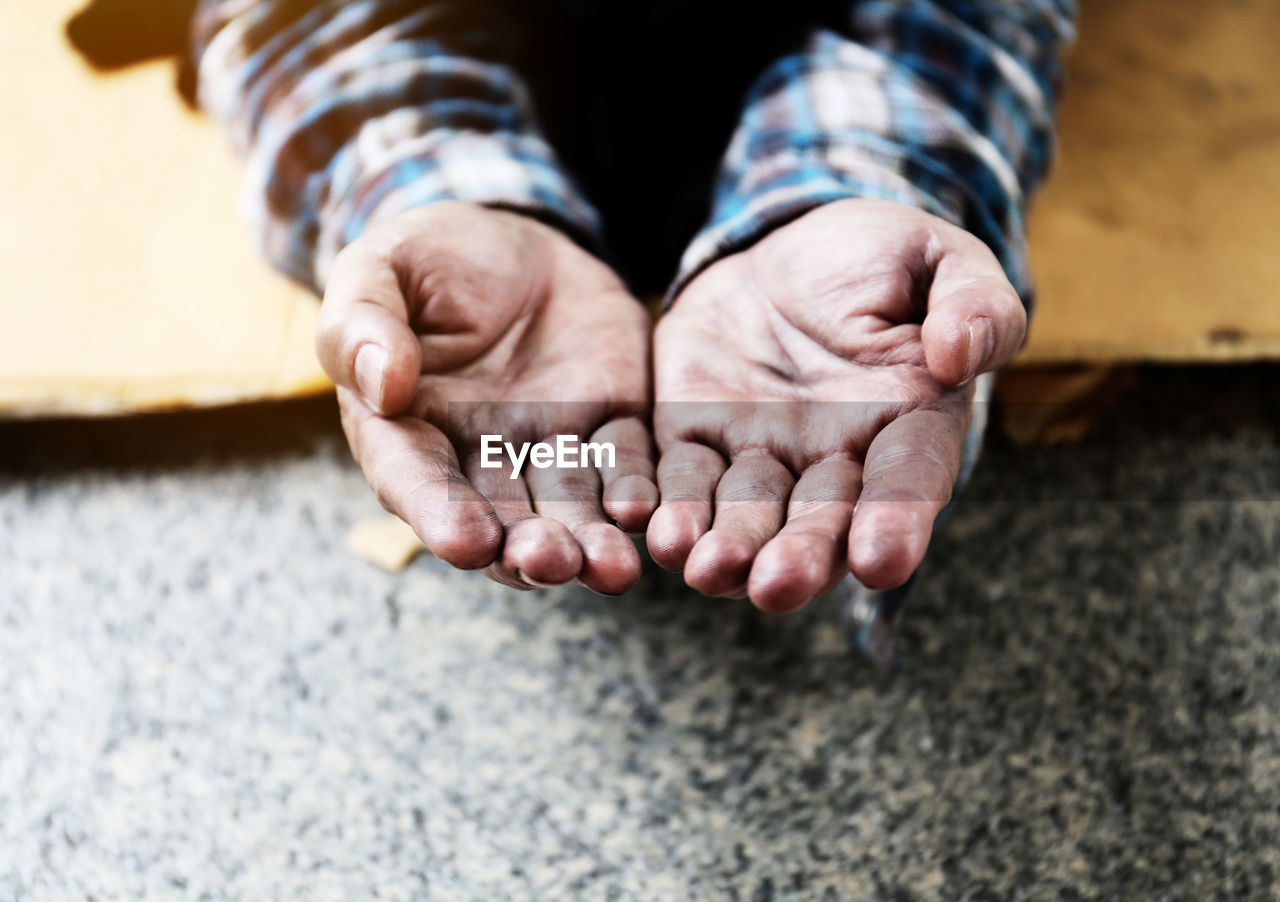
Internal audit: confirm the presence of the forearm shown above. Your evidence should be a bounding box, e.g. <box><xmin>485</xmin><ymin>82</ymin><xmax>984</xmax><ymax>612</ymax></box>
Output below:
<box><xmin>193</xmin><ymin>0</ymin><xmax>601</xmax><ymax>292</ymax></box>
<box><xmin>673</xmin><ymin>0</ymin><xmax>1077</xmax><ymax>307</ymax></box>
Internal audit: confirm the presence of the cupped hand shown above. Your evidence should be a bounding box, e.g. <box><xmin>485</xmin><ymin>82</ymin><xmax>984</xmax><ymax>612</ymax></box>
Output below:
<box><xmin>317</xmin><ymin>203</ymin><xmax>657</xmax><ymax>594</ymax></box>
<box><xmin>648</xmin><ymin>199</ymin><xmax>1026</xmax><ymax>612</ymax></box>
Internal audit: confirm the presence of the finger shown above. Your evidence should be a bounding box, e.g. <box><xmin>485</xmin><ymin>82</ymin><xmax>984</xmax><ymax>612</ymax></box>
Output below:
<box><xmin>316</xmin><ymin>234</ymin><xmax>423</xmax><ymax>415</ymax></box>
<box><xmin>646</xmin><ymin>442</ymin><xmax>727</xmax><ymax>572</ymax></box>
<box><xmin>523</xmin><ymin>456</ymin><xmax>641</xmax><ymax>596</ymax></box>
<box><xmin>848</xmin><ymin>408</ymin><xmax>966</xmax><ymax>590</ymax></box>
<box><xmin>339</xmin><ymin>388</ymin><xmax>500</xmax><ymax>569</ymax></box>
<box><xmin>594</xmin><ymin>416</ymin><xmax>659</xmax><ymax>533</ymax></box>
<box><xmin>684</xmin><ymin>453</ymin><xmax>793</xmax><ymax>598</ymax></box>
<box><xmin>466</xmin><ymin>452</ymin><xmax>583</xmax><ymax>590</ymax></box>
<box><xmin>920</xmin><ymin>235</ymin><xmax>1027</xmax><ymax>386</ymax></box>
<box><xmin>748</xmin><ymin>456</ymin><xmax>861</xmax><ymax>614</ymax></box>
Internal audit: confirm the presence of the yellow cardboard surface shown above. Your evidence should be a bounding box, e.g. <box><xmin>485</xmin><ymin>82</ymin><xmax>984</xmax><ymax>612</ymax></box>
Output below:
<box><xmin>0</xmin><ymin>0</ymin><xmax>329</xmax><ymax>418</ymax></box>
<box><xmin>1022</xmin><ymin>0</ymin><xmax>1280</xmax><ymax>363</ymax></box>
<box><xmin>2</xmin><ymin>0</ymin><xmax>1278</xmax><ymax>418</ymax></box>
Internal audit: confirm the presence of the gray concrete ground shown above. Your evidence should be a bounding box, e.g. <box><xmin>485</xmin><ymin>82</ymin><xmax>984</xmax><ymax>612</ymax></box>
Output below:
<box><xmin>1</xmin><ymin>366</ymin><xmax>1279</xmax><ymax>901</ymax></box>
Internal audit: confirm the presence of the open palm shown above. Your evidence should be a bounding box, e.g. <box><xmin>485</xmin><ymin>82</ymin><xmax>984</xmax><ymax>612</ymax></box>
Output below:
<box><xmin>648</xmin><ymin>200</ymin><xmax>1026</xmax><ymax>612</ymax></box>
<box><xmin>317</xmin><ymin>203</ymin><xmax>657</xmax><ymax>594</ymax></box>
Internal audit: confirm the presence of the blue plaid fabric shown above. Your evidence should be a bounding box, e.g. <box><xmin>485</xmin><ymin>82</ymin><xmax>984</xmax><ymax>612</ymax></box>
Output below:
<box><xmin>673</xmin><ymin>1</ymin><xmax>1076</xmax><ymax>304</ymax></box>
<box><xmin>193</xmin><ymin>0</ymin><xmax>603</xmax><ymax>291</ymax></box>
<box><xmin>193</xmin><ymin>0</ymin><xmax>1075</xmax><ymax>300</ymax></box>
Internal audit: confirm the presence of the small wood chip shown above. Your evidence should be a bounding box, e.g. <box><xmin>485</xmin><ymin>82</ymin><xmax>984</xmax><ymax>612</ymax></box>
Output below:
<box><xmin>345</xmin><ymin>515</ymin><xmax>428</xmax><ymax>572</ymax></box>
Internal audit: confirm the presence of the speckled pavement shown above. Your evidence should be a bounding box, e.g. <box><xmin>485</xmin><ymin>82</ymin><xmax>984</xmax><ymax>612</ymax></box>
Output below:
<box><xmin>2</xmin><ymin>367</ymin><xmax>1279</xmax><ymax>901</ymax></box>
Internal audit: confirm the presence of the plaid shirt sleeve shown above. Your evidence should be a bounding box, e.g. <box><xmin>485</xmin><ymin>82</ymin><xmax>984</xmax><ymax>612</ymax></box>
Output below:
<box><xmin>671</xmin><ymin>0</ymin><xmax>1078</xmax><ymax>307</ymax></box>
<box><xmin>191</xmin><ymin>0</ymin><xmax>602</xmax><ymax>293</ymax></box>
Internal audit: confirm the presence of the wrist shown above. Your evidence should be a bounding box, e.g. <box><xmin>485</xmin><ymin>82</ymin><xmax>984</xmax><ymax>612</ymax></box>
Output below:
<box><xmin>314</xmin><ymin>131</ymin><xmax>604</xmax><ymax>290</ymax></box>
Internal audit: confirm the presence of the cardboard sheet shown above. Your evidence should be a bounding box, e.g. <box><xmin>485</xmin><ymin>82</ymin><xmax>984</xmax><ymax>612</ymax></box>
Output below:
<box><xmin>2</xmin><ymin>0</ymin><xmax>1278</xmax><ymax>418</ymax></box>
<box><xmin>1022</xmin><ymin>0</ymin><xmax>1280</xmax><ymax>363</ymax></box>
<box><xmin>0</xmin><ymin>0</ymin><xmax>328</xmax><ymax>417</ymax></box>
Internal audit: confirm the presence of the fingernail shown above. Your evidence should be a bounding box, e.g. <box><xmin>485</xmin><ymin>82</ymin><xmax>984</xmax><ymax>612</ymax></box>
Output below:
<box><xmin>354</xmin><ymin>344</ymin><xmax>388</xmax><ymax>411</ymax></box>
<box><xmin>515</xmin><ymin>569</ymin><xmax>558</xmax><ymax>589</ymax></box>
<box><xmin>574</xmin><ymin>577</ymin><xmax>623</xmax><ymax>597</ymax></box>
<box><xmin>965</xmin><ymin>318</ymin><xmax>995</xmax><ymax>383</ymax></box>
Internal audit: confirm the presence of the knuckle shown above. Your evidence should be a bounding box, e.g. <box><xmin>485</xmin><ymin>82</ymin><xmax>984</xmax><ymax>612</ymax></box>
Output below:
<box><xmin>370</xmin><ymin>477</ymin><xmax>399</xmax><ymax>514</ymax></box>
<box><xmin>313</xmin><ymin>307</ymin><xmax>344</xmax><ymax>350</ymax></box>
<box><xmin>341</xmin><ymin>228</ymin><xmax>400</xmax><ymax>271</ymax></box>
<box><xmin>661</xmin><ymin>459</ymin><xmax>713</xmax><ymax>486</ymax></box>
<box><xmin>313</xmin><ymin>316</ymin><xmax>360</xmax><ymax>376</ymax></box>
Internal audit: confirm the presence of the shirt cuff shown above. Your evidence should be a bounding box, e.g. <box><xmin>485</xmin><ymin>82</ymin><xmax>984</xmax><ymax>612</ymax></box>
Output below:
<box><xmin>666</xmin><ymin>145</ymin><xmax>1033</xmax><ymax>310</ymax></box>
<box><xmin>302</xmin><ymin>128</ymin><xmax>604</xmax><ymax>290</ymax></box>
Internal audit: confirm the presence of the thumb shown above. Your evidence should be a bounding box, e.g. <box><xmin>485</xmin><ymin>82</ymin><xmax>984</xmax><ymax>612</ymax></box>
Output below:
<box><xmin>920</xmin><ymin>238</ymin><xmax>1027</xmax><ymax>387</ymax></box>
<box><xmin>315</xmin><ymin>235</ymin><xmax>423</xmax><ymax>416</ymax></box>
